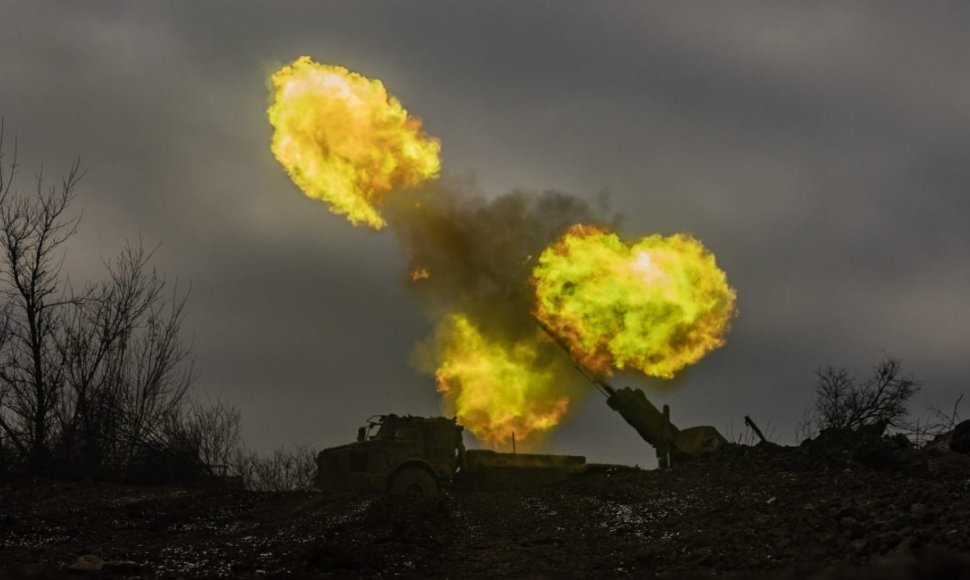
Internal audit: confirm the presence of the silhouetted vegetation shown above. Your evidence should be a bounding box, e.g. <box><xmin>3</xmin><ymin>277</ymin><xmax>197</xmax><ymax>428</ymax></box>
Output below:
<box><xmin>807</xmin><ymin>357</ymin><xmax>919</xmax><ymax>437</ymax></box>
<box><xmin>234</xmin><ymin>445</ymin><xmax>318</xmax><ymax>491</ymax></box>
<box><xmin>0</xmin><ymin>125</ymin><xmax>215</xmax><ymax>482</ymax></box>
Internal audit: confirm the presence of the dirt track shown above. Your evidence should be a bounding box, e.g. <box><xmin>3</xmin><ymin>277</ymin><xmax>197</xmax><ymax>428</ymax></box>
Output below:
<box><xmin>3</xmin><ymin>433</ymin><xmax>970</xmax><ymax>578</ymax></box>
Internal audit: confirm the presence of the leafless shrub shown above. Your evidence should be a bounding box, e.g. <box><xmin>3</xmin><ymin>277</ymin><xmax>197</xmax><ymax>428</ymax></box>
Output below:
<box><xmin>807</xmin><ymin>357</ymin><xmax>919</xmax><ymax>437</ymax></box>
<box><xmin>53</xmin><ymin>245</ymin><xmax>196</xmax><ymax>477</ymax></box>
<box><xmin>185</xmin><ymin>400</ymin><xmax>242</xmax><ymax>473</ymax></box>
<box><xmin>899</xmin><ymin>394</ymin><xmax>965</xmax><ymax>447</ymax></box>
<box><xmin>926</xmin><ymin>393</ymin><xmax>963</xmax><ymax>433</ymax></box>
<box><xmin>233</xmin><ymin>445</ymin><xmax>318</xmax><ymax>492</ymax></box>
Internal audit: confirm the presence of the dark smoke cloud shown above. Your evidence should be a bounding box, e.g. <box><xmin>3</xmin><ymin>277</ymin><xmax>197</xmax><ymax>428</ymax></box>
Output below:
<box><xmin>383</xmin><ymin>178</ymin><xmax>618</xmax><ymax>435</ymax></box>
<box><xmin>386</xmin><ymin>178</ymin><xmax>615</xmax><ymax>341</ymax></box>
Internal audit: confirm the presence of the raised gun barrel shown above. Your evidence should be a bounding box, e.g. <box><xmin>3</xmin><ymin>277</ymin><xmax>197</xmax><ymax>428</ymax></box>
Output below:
<box><xmin>533</xmin><ymin>319</ymin><xmax>616</xmax><ymax>397</ymax></box>
<box><xmin>536</xmin><ymin>318</ymin><xmax>727</xmax><ymax>466</ymax></box>
<box><xmin>605</xmin><ymin>385</ymin><xmax>726</xmax><ymax>466</ymax></box>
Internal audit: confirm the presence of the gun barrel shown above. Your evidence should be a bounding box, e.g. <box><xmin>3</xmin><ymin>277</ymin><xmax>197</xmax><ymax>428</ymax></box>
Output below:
<box><xmin>605</xmin><ymin>386</ymin><xmax>677</xmax><ymax>448</ymax></box>
<box><xmin>534</xmin><ymin>318</ymin><xmax>614</xmax><ymax>397</ymax></box>
<box><xmin>533</xmin><ymin>316</ymin><xmax>726</xmax><ymax>464</ymax></box>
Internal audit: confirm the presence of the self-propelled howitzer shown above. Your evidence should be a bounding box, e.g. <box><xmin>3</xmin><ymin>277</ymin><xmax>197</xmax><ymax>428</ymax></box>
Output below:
<box><xmin>536</xmin><ymin>321</ymin><xmax>727</xmax><ymax>467</ymax></box>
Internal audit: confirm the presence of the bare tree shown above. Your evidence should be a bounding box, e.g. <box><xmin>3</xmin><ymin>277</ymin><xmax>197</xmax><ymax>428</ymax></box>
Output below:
<box><xmin>56</xmin><ymin>244</ymin><xmax>196</xmax><ymax>475</ymax></box>
<box><xmin>0</xmin><ymin>141</ymin><xmax>82</xmax><ymax>468</ymax></box>
<box><xmin>0</xmin><ymin>122</ymin><xmax>197</xmax><ymax>477</ymax></box>
<box><xmin>811</xmin><ymin>357</ymin><xmax>919</xmax><ymax>434</ymax></box>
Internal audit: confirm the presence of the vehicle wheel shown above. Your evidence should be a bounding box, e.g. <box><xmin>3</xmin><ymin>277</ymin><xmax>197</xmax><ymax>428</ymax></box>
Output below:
<box><xmin>388</xmin><ymin>465</ymin><xmax>438</xmax><ymax>496</ymax></box>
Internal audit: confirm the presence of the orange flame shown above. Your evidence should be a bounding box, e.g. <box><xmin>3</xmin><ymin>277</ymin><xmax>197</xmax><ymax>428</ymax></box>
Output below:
<box><xmin>267</xmin><ymin>56</ymin><xmax>441</xmax><ymax>229</ymax></box>
<box><xmin>430</xmin><ymin>314</ymin><xmax>569</xmax><ymax>447</ymax></box>
<box><xmin>410</xmin><ymin>267</ymin><xmax>431</xmax><ymax>282</ymax></box>
<box><xmin>532</xmin><ymin>225</ymin><xmax>737</xmax><ymax>378</ymax></box>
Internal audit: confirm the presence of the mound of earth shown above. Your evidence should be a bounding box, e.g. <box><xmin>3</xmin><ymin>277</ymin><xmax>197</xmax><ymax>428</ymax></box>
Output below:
<box><xmin>2</xmin><ymin>430</ymin><xmax>970</xmax><ymax>578</ymax></box>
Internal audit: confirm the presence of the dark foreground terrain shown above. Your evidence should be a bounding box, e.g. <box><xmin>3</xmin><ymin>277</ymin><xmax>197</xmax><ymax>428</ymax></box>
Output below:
<box><xmin>3</xmin><ymin>431</ymin><xmax>970</xmax><ymax>578</ymax></box>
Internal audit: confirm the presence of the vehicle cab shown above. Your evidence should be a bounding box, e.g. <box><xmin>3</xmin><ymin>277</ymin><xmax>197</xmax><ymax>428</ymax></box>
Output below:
<box><xmin>315</xmin><ymin>414</ymin><xmax>465</xmax><ymax>493</ymax></box>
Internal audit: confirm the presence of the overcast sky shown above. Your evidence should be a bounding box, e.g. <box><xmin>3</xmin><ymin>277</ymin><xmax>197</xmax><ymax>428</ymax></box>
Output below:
<box><xmin>2</xmin><ymin>1</ymin><xmax>968</xmax><ymax>466</ymax></box>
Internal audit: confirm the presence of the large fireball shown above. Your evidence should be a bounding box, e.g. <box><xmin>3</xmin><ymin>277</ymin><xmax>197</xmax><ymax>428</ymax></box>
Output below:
<box><xmin>532</xmin><ymin>225</ymin><xmax>737</xmax><ymax>378</ymax></box>
<box><xmin>267</xmin><ymin>56</ymin><xmax>441</xmax><ymax>229</ymax></box>
<box><xmin>429</xmin><ymin>314</ymin><xmax>570</xmax><ymax>447</ymax></box>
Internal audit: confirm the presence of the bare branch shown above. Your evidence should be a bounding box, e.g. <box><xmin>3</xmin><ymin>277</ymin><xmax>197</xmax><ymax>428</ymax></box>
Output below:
<box><xmin>811</xmin><ymin>357</ymin><xmax>919</xmax><ymax>434</ymax></box>
<box><xmin>0</xmin><ymin>122</ymin><xmax>199</xmax><ymax>479</ymax></box>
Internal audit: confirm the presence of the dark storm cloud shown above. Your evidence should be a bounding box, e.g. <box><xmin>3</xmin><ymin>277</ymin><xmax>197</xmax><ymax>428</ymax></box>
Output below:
<box><xmin>1</xmin><ymin>0</ymin><xmax>968</xmax><ymax>462</ymax></box>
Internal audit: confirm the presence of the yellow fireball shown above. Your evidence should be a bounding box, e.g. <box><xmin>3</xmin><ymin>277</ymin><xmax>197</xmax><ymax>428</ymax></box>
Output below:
<box><xmin>532</xmin><ymin>225</ymin><xmax>737</xmax><ymax>378</ymax></box>
<box><xmin>267</xmin><ymin>56</ymin><xmax>441</xmax><ymax>229</ymax></box>
<box><xmin>432</xmin><ymin>314</ymin><xmax>569</xmax><ymax>447</ymax></box>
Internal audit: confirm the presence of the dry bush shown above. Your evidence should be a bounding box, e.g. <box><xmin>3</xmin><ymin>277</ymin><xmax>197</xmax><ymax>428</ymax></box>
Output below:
<box><xmin>233</xmin><ymin>445</ymin><xmax>318</xmax><ymax>491</ymax></box>
<box><xmin>902</xmin><ymin>394</ymin><xmax>965</xmax><ymax>448</ymax></box>
<box><xmin>806</xmin><ymin>357</ymin><xmax>919</xmax><ymax>437</ymax></box>
<box><xmin>184</xmin><ymin>400</ymin><xmax>242</xmax><ymax>475</ymax></box>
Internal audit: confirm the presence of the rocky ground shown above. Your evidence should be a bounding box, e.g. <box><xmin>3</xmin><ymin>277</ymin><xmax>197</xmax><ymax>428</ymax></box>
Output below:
<box><xmin>3</xmin><ymin>429</ymin><xmax>970</xmax><ymax>578</ymax></box>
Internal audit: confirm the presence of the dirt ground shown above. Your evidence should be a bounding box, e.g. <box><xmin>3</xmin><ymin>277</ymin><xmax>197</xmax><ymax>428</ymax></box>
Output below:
<box><xmin>3</xmin><ymin>431</ymin><xmax>970</xmax><ymax>578</ymax></box>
